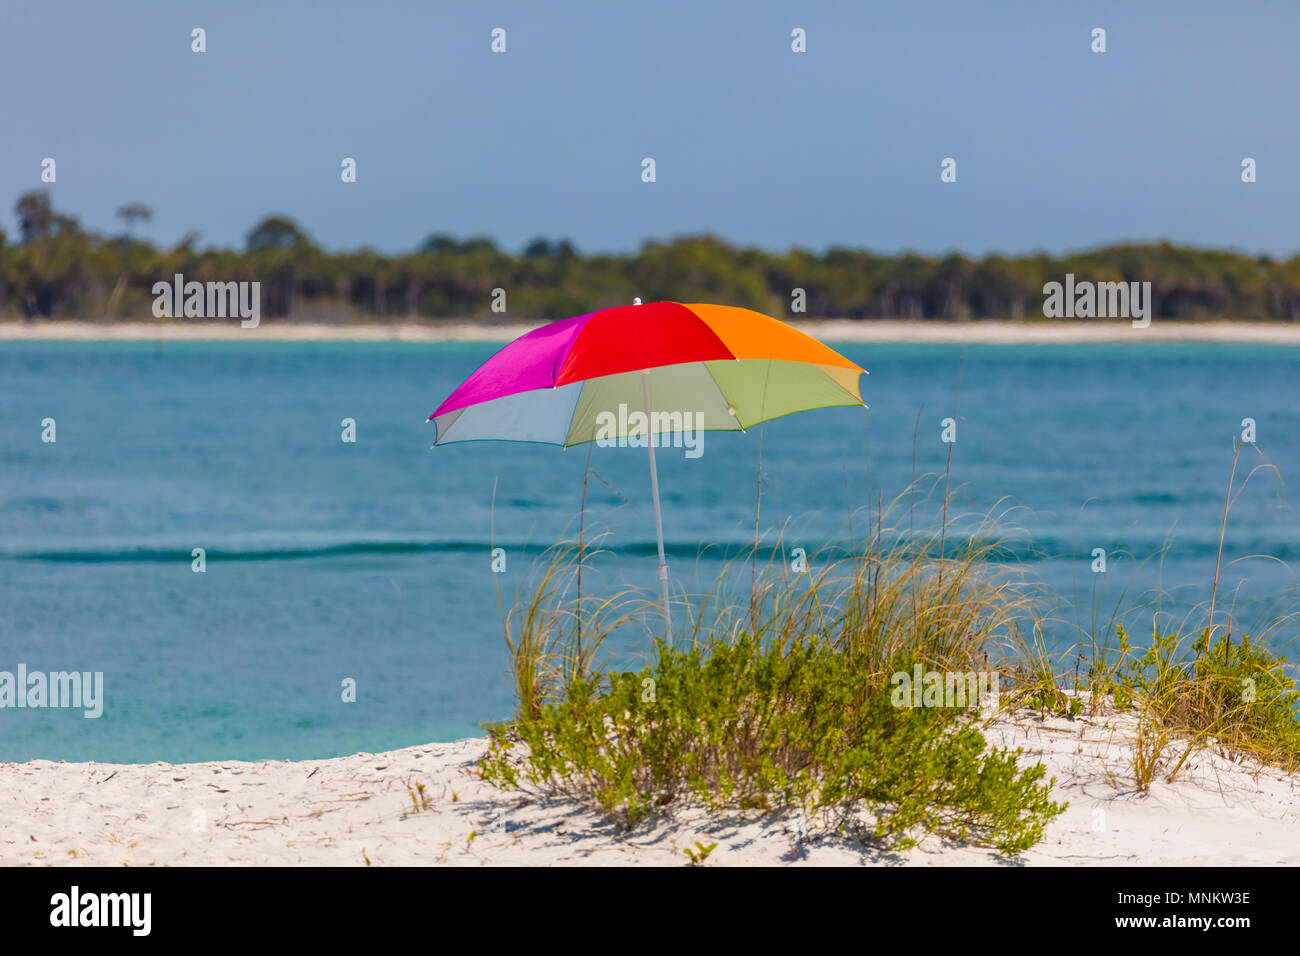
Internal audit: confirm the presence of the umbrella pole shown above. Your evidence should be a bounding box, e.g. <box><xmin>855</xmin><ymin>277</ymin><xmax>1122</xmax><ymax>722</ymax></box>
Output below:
<box><xmin>641</xmin><ymin>369</ymin><xmax>671</xmax><ymax>641</ymax></box>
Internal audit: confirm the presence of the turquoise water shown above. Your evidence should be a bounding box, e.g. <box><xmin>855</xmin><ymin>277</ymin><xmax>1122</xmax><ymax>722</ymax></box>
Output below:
<box><xmin>2</xmin><ymin>340</ymin><xmax>1298</xmax><ymax>762</ymax></box>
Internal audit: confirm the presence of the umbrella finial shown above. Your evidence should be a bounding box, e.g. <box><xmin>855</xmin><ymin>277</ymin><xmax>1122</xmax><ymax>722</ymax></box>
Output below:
<box><xmin>633</xmin><ymin>297</ymin><xmax>642</xmax><ymax>305</ymax></box>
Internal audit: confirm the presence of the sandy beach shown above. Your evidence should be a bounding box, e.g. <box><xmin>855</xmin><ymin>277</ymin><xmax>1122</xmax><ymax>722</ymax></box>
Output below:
<box><xmin>5</xmin><ymin>707</ymin><xmax>1296</xmax><ymax>866</ymax></box>
<box><xmin>4</xmin><ymin>319</ymin><xmax>1300</xmax><ymax>344</ymax></box>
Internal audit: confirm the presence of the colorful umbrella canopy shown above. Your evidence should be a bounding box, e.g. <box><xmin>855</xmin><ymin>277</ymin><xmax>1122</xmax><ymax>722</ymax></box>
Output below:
<box><xmin>428</xmin><ymin>302</ymin><xmax>866</xmax><ymax>446</ymax></box>
<box><xmin>429</xmin><ymin>301</ymin><xmax>867</xmax><ymax>638</ymax></box>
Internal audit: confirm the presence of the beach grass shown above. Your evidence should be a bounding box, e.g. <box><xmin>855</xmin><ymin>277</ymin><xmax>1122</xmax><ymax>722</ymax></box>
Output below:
<box><xmin>1003</xmin><ymin>438</ymin><xmax>1300</xmax><ymax>784</ymax></box>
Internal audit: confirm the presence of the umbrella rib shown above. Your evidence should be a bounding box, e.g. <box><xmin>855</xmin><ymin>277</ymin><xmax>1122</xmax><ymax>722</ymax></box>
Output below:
<box><xmin>700</xmin><ymin>360</ymin><xmax>744</xmax><ymax>431</ymax></box>
<box><xmin>561</xmin><ymin>379</ymin><xmax>589</xmax><ymax>447</ymax></box>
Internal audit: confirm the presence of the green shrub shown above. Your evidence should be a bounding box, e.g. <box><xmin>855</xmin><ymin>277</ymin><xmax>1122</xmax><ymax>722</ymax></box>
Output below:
<box><xmin>482</xmin><ymin>635</ymin><xmax>1066</xmax><ymax>855</ymax></box>
<box><xmin>1104</xmin><ymin>625</ymin><xmax>1300</xmax><ymax>786</ymax></box>
<box><xmin>1178</xmin><ymin>630</ymin><xmax>1300</xmax><ymax>771</ymax></box>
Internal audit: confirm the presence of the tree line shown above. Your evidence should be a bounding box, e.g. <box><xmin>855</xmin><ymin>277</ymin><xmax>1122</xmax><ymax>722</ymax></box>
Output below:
<box><xmin>4</xmin><ymin>189</ymin><xmax>1300</xmax><ymax>321</ymax></box>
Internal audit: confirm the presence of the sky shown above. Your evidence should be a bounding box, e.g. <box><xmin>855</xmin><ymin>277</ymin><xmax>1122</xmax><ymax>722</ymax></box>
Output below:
<box><xmin>3</xmin><ymin>0</ymin><xmax>1297</xmax><ymax>258</ymax></box>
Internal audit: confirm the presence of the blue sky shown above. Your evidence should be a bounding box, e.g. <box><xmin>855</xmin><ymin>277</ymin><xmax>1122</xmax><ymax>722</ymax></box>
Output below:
<box><xmin>3</xmin><ymin>0</ymin><xmax>1296</xmax><ymax>257</ymax></box>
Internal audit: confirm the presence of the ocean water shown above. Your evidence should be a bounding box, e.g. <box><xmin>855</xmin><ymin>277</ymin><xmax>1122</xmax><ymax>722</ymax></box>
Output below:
<box><xmin>2</xmin><ymin>339</ymin><xmax>1298</xmax><ymax>763</ymax></box>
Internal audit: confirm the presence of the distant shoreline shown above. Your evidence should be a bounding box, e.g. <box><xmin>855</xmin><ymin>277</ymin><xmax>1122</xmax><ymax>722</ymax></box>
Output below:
<box><xmin>4</xmin><ymin>319</ymin><xmax>1300</xmax><ymax>344</ymax></box>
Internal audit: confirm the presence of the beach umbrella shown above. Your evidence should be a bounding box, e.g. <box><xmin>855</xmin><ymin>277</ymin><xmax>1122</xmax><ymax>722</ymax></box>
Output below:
<box><xmin>429</xmin><ymin>300</ymin><xmax>867</xmax><ymax>637</ymax></box>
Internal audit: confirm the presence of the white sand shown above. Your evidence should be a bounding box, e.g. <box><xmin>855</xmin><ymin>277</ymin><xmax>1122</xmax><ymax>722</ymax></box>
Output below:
<box><xmin>5</xmin><ymin>707</ymin><xmax>1296</xmax><ymax>866</ymax></box>
<box><xmin>4</xmin><ymin>319</ymin><xmax>1300</xmax><ymax>344</ymax></box>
